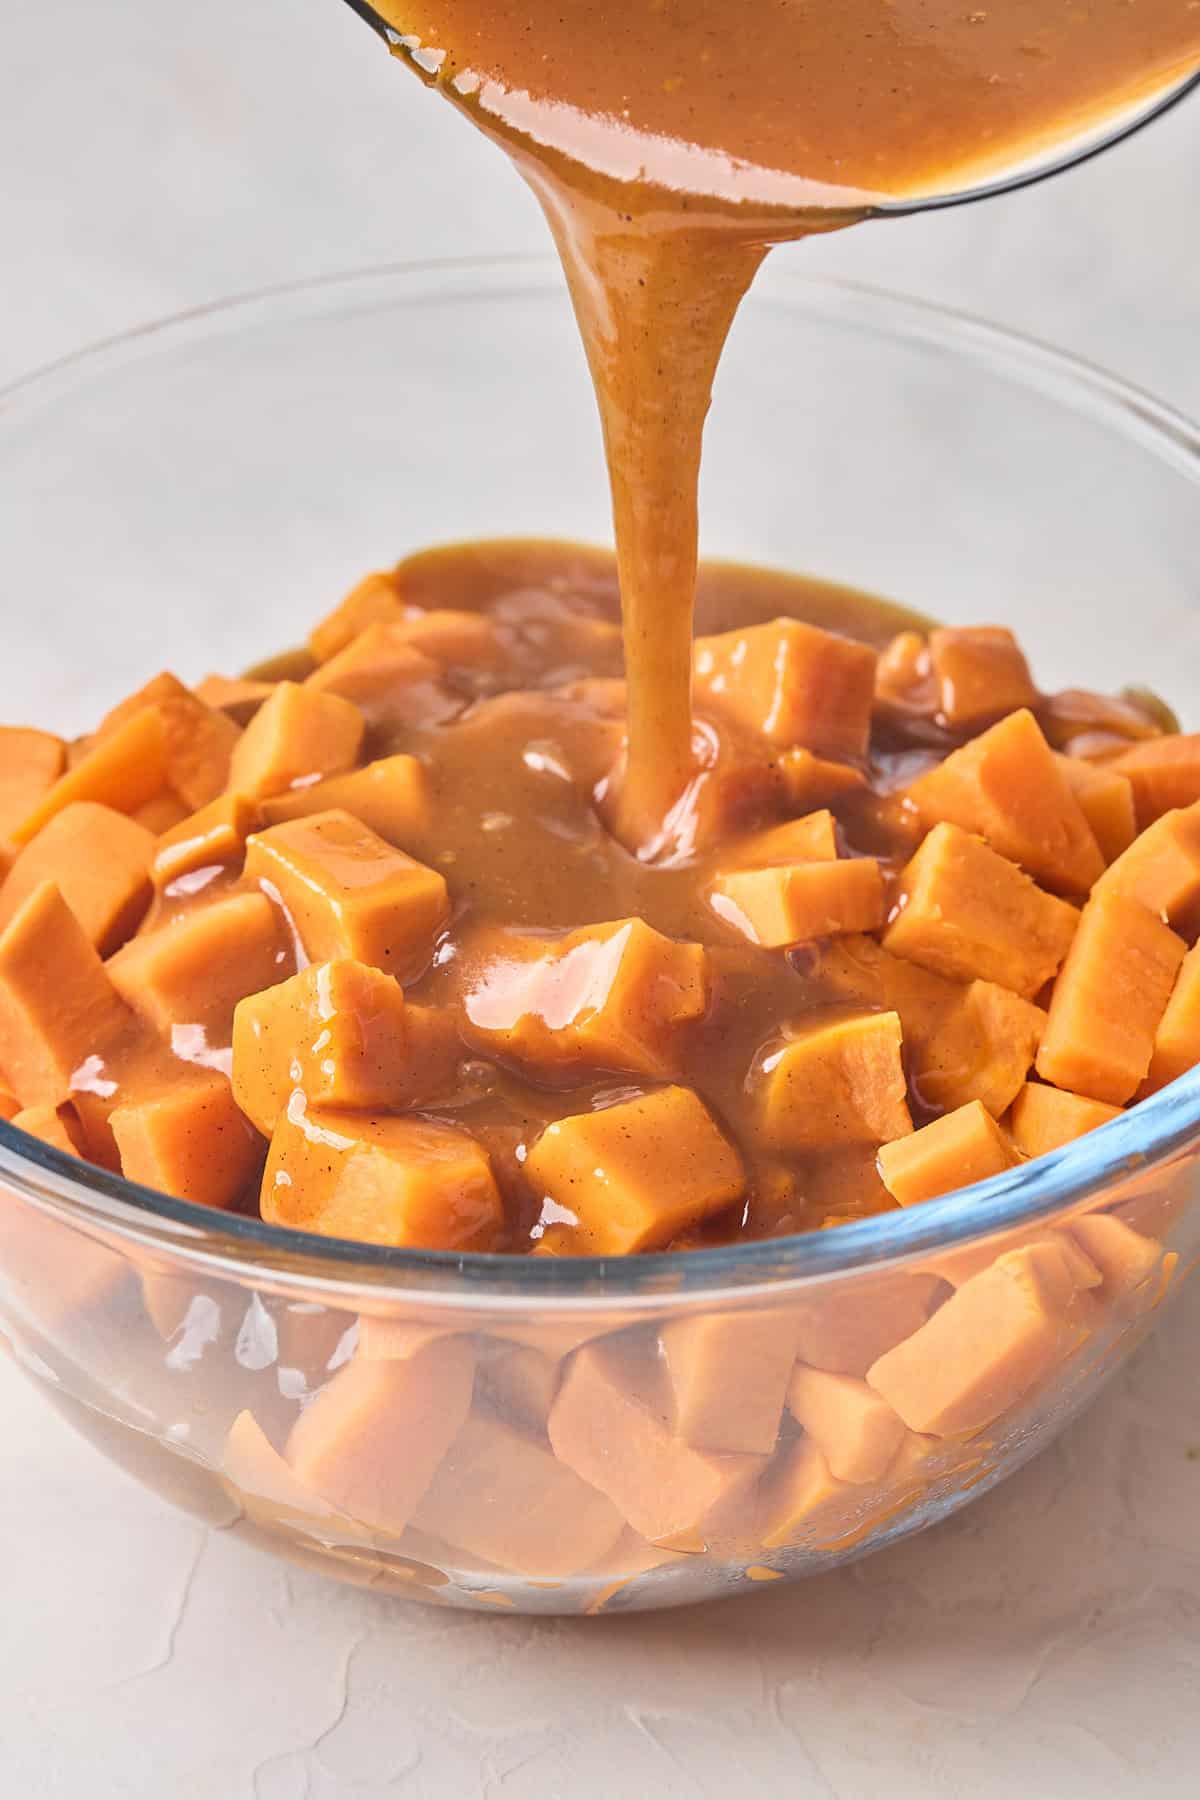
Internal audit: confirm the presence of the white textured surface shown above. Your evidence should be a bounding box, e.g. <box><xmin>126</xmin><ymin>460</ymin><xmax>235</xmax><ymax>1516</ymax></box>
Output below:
<box><xmin>2</xmin><ymin>4</ymin><xmax>1200</xmax><ymax>1794</ymax></box>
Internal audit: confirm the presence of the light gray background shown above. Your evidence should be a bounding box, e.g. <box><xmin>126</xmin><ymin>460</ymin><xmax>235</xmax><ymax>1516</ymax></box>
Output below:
<box><xmin>2</xmin><ymin>5</ymin><xmax>1199</xmax><ymax>1795</ymax></box>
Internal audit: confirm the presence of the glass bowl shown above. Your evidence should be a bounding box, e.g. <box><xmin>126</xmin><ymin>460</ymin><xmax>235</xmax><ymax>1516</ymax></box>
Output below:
<box><xmin>0</xmin><ymin>260</ymin><xmax>1198</xmax><ymax>1615</ymax></box>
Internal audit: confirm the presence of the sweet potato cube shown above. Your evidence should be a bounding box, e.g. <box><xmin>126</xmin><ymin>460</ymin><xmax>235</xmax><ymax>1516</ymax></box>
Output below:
<box><xmin>0</xmin><ymin>1083</ymin><xmax>17</xmax><ymax>1121</ymax></box>
<box><xmin>110</xmin><ymin>1069</ymin><xmax>262</xmax><ymax>1209</ymax></box>
<box><xmin>757</xmin><ymin>1012</ymin><xmax>912</xmax><ymax>1152</ymax></box>
<box><xmin>11</xmin><ymin>1103</ymin><xmax>87</xmax><ymax>1159</ymax></box>
<box><xmin>259</xmin><ymin>754</ymin><xmax>430</xmax><ymax>849</ymax></box>
<box><xmin>729</xmin><ymin>811</ymin><xmax>839</xmax><ymax>867</ymax></box>
<box><xmin>244</xmin><ymin>810</ymin><xmax>448</xmax><ymax>982</ymax></box>
<box><xmin>1036</xmin><ymin>891</ymin><xmax>1185</xmax><ymax>1105</ymax></box>
<box><xmin>1145</xmin><ymin>943</ymin><xmax>1200</xmax><ymax>1092</ymax></box>
<box><xmin>0</xmin><ymin>728</ymin><xmax>66</xmax><ymax>840</ymax></box>
<box><xmin>1066</xmin><ymin>1213</ymin><xmax>1164</xmax><ymax>1301</ymax></box>
<box><xmin>0</xmin><ymin>803</ymin><xmax>155</xmax><ymax>955</ymax></box>
<box><xmin>222</xmin><ymin>1410</ymin><xmax>372</xmax><ymax>1538</ymax></box>
<box><xmin>308</xmin><ymin>570</ymin><xmax>410</xmax><ymax>664</ymax></box>
<box><xmin>262</xmin><ymin>1103</ymin><xmax>504</xmax><ymax>1250</ymax></box>
<box><xmin>694</xmin><ymin>618</ymin><xmax>877</xmax><ymax>758</ymax></box>
<box><xmin>390</xmin><ymin>608</ymin><xmax>506</xmax><ymax>670</ymax></box>
<box><xmin>193</xmin><ymin>674</ymin><xmax>275</xmax><ymax>726</ymax></box>
<box><xmin>411</xmin><ymin>1413</ymin><xmax>624</xmax><ymax>1577</ymax></box>
<box><xmin>792</xmin><ymin>1271</ymin><xmax>945</xmax><ymax>1377</ymax></box>
<box><xmin>305</xmin><ymin>625</ymin><xmax>455</xmax><ymax>732</ymax></box>
<box><xmin>787</xmin><ymin>1365</ymin><xmax>906</xmax><ymax>1484</ymax></box>
<box><xmin>1093</xmin><ymin>803</ymin><xmax>1200</xmax><ymax>934</ymax></box>
<box><xmin>778</xmin><ymin>749</ymin><xmax>868</xmax><ymax>814</ymax></box>
<box><xmin>883</xmin><ymin>822</ymin><xmax>1078</xmax><ymax>998</ymax></box>
<box><xmin>95</xmin><ymin>671</ymin><xmax>190</xmax><ymax>738</ymax></box>
<box><xmin>1008</xmin><ymin>1083</ymin><xmax>1121</xmax><ymax>1158</ymax></box>
<box><xmin>927</xmin><ymin>627</ymin><xmax>1038</xmax><ymax>728</ymax></box>
<box><xmin>659</xmin><ymin>1309</ymin><xmax>803</xmax><ymax>1455</ymax></box>
<box><xmin>907</xmin><ymin>709</ymin><xmax>1104</xmax><ymax>895</ymax></box>
<box><xmin>463</xmin><ymin>919</ymin><xmax>709</xmax><ymax>1079</ymax></box>
<box><xmin>757</xmin><ymin>1437</ymin><xmax>854</xmax><ymax>1550</ymax></box>
<box><xmin>10</xmin><ymin>707</ymin><xmax>168</xmax><ymax>846</ymax></box>
<box><xmin>1054</xmin><ymin>754</ymin><xmax>1136</xmax><ymax>863</ymax></box>
<box><xmin>713</xmin><ymin>857</ymin><xmax>885</xmax><ymax>948</ymax></box>
<box><xmin>878</xmin><ymin>1100</ymin><xmax>1019</xmax><ymax>1208</ymax></box>
<box><xmin>97</xmin><ymin>676</ymin><xmax>242</xmax><ymax>810</ymax></box>
<box><xmin>524</xmin><ymin>1087</ymin><xmax>744</xmax><ymax>1255</ymax></box>
<box><xmin>0</xmin><ymin>883</ymin><xmax>132</xmax><ymax>1107</ymax></box>
<box><xmin>547</xmin><ymin>1336</ymin><xmax>764</xmax><ymax>1546</ymax></box>
<box><xmin>152</xmin><ymin>794</ymin><xmax>263</xmax><ymax>889</ymax></box>
<box><xmin>917</xmin><ymin>982</ymin><xmax>1046</xmax><ymax>1118</ymax></box>
<box><xmin>477</xmin><ymin>1342</ymin><xmax>562</xmax><ymax>1433</ymax></box>
<box><xmin>107</xmin><ymin>891</ymin><xmax>288</xmax><ymax>1034</ymax></box>
<box><xmin>867</xmin><ymin>1242</ymin><xmax>1094</xmax><ymax>1435</ymax></box>
<box><xmin>232</xmin><ymin>959</ymin><xmax>458</xmax><ymax>1134</ymax></box>
<box><xmin>285</xmin><ymin>1337</ymin><xmax>476</xmax><ymax>1535</ymax></box>
<box><xmin>131</xmin><ymin>793</ymin><xmax>189</xmax><ymax>835</ymax></box>
<box><xmin>228</xmin><ymin>682</ymin><xmax>364</xmax><ymax>801</ymax></box>
<box><xmin>1113</xmin><ymin>734</ymin><xmax>1200</xmax><ymax>827</ymax></box>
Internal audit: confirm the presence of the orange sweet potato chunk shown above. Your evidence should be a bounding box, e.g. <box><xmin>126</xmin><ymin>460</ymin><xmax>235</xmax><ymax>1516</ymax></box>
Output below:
<box><xmin>308</xmin><ymin>571</ymin><xmax>410</xmax><ymax>664</ymax></box>
<box><xmin>476</xmin><ymin>1341</ymin><xmax>562</xmax><ymax>1433</ymax></box>
<box><xmin>0</xmin><ymin>883</ymin><xmax>132</xmax><ymax>1107</ymax></box>
<box><xmin>1008</xmin><ymin>1082</ymin><xmax>1122</xmax><ymax>1159</ymax></box>
<box><xmin>878</xmin><ymin>1100</ymin><xmax>1019</xmax><ymax>1208</ymax></box>
<box><xmin>232</xmin><ymin>959</ymin><xmax>458</xmax><ymax>1134</ymax></box>
<box><xmin>10</xmin><ymin>707</ymin><xmax>168</xmax><ymax>847</ymax></box>
<box><xmin>389</xmin><ymin>608</ymin><xmax>507</xmax><ymax>671</ymax></box>
<box><xmin>793</xmin><ymin>1270</ymin><xmax>945</xmax><ymax>1377</ymax></box>
<box><xmin>548</xmin><ymin>1336</ymin><xmax>764</xmax><ymax>1546</ymax></box>
<box><xmin>728</xmin><ymin>811</ymin><xmax>839</xmax><ymax>867</ymax></box>
<box><xmin>787</xmin><ymin>1365</ymin><xmax>907</xmax><ymax>1483</ymax></box>
<box><xmin>228</xmin><ymin>682</ymin><xmax>364</xmax><ymax>801</ymax></box>
<box><xmin>917</xmin><ymin>981</ymin><xmax>1046</xmax><ymax>1118</ymax></box>
<box><xmin>778</xmin><ymin>748</ymin><xmax>868</xmax><ymax>812</ymax></box>
<box><xmin>110</xmin><ymin>1069</ymin><xmax>262</xmax><ymax>1208</ymax></box>
<box><xmin>222</xmin><ymin>1410</ymin><xmax>373</xmax><ymax>1538</ymax></box>
<box><xmin>757</xmin><ymin>1011</ymin><xmax>912</xmax><ymax>1153</ymax></box>
<box><xmin>285</xmin><ymin>1337</ymin><xmax>476</xmax><ymax>1535</ymax></box>
<box><xmin>1144</xmin><ymin>942</ymin><xmax>1200</xmax><ymax>1093</ymax></box>
<box><xmin>524</xmin><ymin>1086</ymin><xmax>745</xmax><ymax>1255</ymax></box>
<box><xmin>152</xmin><ymin>794</ymin><xmax>264</xmax><ymax>889</ymax></box>
<box><xmin>1054</xmin><ymin>754</ymin><xmax>1137</xmax><ymax>864</ymax></box>
<box><xmin>107</xmin><ymin>891</ymin><xmax>288</xmax><ymax>1035</ymax></box>
<box><xmin>11</xmin><ymin>1103</ymin><xmax>87</xmax><ymax>1159</ymax></box>
<box><xmin>1066</xmin><ymin>1213</ymin><xmax>1164</xmax><ymax>1301</ymax></box>
<box><xmin>757</xmin><ymin>1437</ymin><xmax>855</xmax><ymax>1550</ymax></box>
<box><xmin>244</xmin><ymin>810</ymin><xmax>449</xmax><ymax>983</ymax></box>
<box><xmin>96</xmin><ymin>675</ymin><xmax>242</xmax><ymax>810</ymax></box>
<box><xmin>0</xmin><ymin>802</ymin><xmax>155</xmax><ymax>956</ymax></box>
<box><xmin>694</xmin><ymin>618</ymin><xmax>877</xmax><ymax>758</ymax></box>
<box><xmin>659</xmin><ymin>1309</ymin><xmax>803</xmax><ymax>1455</ymax></box>
<box><xmin>0</xmin><ymin>728</ymin><xmax>66</xmax><ymax>840</ymax></box>
<box><xmin>306</xmin><ymin>625</ymin><xmax>456</xmax><ymax>732</ymax></box>
<box><xmin>411</xmin><ymin>1413</ymin><xmax>625</xmax><ymax>1577</ymax></box>
<box><xmin>1092</xmin><ymin>803</ymin><xmax>1200</xmax><ymax>934</ymax></box>
<box><xmin>927</xmin><ymin>627</ymin><xmax>1038</xmax><ymax>729</ymax></box>
<box><xmin>1036</xmin><ymin>891</ymin><xmax>1186</xmax><ymax>1105</ymax></box>
<box><xmin>462</xmin><ymin>918</ymin><xmax>709</xmax><ymax>1080</ymax></box>
<box><xmin>262</xmin><ymin>1103</ymin><xmax>505</xmax><ymax>1250</ymax></box>
<box><xmin>867</xmin><ymin>1241</ymin><xmax>1094</xmax><ymax>1435</ymax></box>
<box><xmin>193</xmin><ymin>674</ymin><xmax>275</xmax><ymax>726</ymax></box>
<box><xmin>131</xmin><ymin>793</ymin><xmax>190</xmax><ymax>835</ymax></box>
<box><xmin>0</xmin><ymin>1083</ymin><xmax>17</xmax><ymax>1121</ymax></box>
<box><xmin>713</xmin><ymin>857</ymin><xmax>885</xmax><ymax>948</ymax></box>
<box><xmin>259</xmin><ymin>754</ymin><xmax>430</xmax><ymax>849</ymax></box>
<box><xmin>1113</xmin><ymin>734</ymin><xmax>1200</xmax><ymax>828</ymax></box>
<box><xmin>907</xmin><ymin>709</ymin><xmax>1104</xmax><ymax>896</ymax></box>
<box><xmin>883</xmin><ymin>822</ymin><xmax>1078</xmax><ymax>998</ymax></box>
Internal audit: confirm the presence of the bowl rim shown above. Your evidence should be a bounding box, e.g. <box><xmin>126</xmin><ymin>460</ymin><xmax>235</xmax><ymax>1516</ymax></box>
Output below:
<box><xmin>1</xmin><ymin>255</ymin><xmax>1199</xmax><ymax>1304</ymax></box>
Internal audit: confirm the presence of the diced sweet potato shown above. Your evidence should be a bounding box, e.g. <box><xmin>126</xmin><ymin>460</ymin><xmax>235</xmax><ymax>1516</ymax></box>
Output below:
<box><xmin>547</xmin><ymin>1335</ymin><xmax>764</xmax><ymax>1546</ymax></box>
<box><xmin>222</xmin><ymin>1410</ymin><xmax>373</xmax><ymax>1538</ymax></box>
<box><xmin>11</xmin><ymin>1103</ymin><xmax>87</xmax><ymax>1159</ymax></box>
<box><xmin>867</xmin><ymin>1241</ymin><xmax>1095</xmax><ymax>1435</ymax></box>
<box><xmin>792</xmin><ymin>1271</ymin><xmax>945</xmax><ymax>1376</ymax></box>
<box><xmin>262</xmin><ymin>1101</ymin><xmax>505</xmax><ymax>1250</ymax></box>
<box><xmin>388</xmin><ymin>609</ymin><xmax>506</xmax><ymax>671</ymax></box>
<box><xmin>1092</xmin><ymin>803</ymin><xmax>1200</xmax><ymax>934</ymax></box>
<box><xmin>0</xmin><ymin>1083</ymin><xmax>17</xmax><ymax>1121</ymax></box>
<box><xmin>0</xmin><ymin>802</ymin><xmax>155</xmax><ymax>956</ymax></box>
<box><xmin>259</xmin><ymin>755</ymin><xmax>430</xmax><ymax>848</ymax></box>
<box><xmin>108</xmin><ymin>891</ymin><xmax>288</xmax><ymax>1034</ymax></box>
<box><xmin>777</xmin><ymin>748</ymin><xmax>868</xmax><ymax>812</ymax></box>
<box><xmin>875</xmin><ymin>629</ymin><xmax>930</xmax><ymax>705</ymax></box>
<box><xmin>285</xmin><ymin>1337</ymin><xmax>476</xmax><ymax>1534</ymax></box>
<box><xmin>694</xmin><ymin>618</ymin><xmax>877</xmax><ymax>759</ymax></box>
<box><xmin>1144</xmin><ymin>943</ymin><xmax>1200</xmax><ymax>1093</ymax></box>
<box><xmin>131</xmin><ymin>793</ymin><xmax>189</xmax><ymax>835</ymax></box>
<box><xmin>1066</xmin><ymin>1213</ymin><xmax>1164</xmax><ymax>1301</ymax></box>
<box><xmin>907</xmin><ymin>709</ymin><xmax>1104</xmax><ymax>896</ymax></box>
<box><xmin>883</xmin><ymin>822</ymin><xmax>1078</xmax><ymax>998</ymax></box>
<box><xmin>193</xmin><ymin>674</ymin><xmax>275</xmax><ymax>726</ymax></box>
<box><xmin>227</xmin><ymin>683</ymin><xmax>364</xmax><ymax>801</ymax></box>
<box><xmin>917</xmin><ymin>982</ymin><xmax>1046</xmax><ymax>1118</ymax></box>
<box><xmin>110</xmin><ymin>1069</ymin><xmax>262</xmax><ymax>1208</ymax></box>
<box><xmin>232</xmin><ymin>959</ymin><xmax>458</xmax><ymax>1135</ymax></box>
<box><xmin>0</xmin><ymin>1186</ymin><xmax>126</xmax><ymax>1329</ymax></box>
<box><xmin>10</xmin><ymin>707</ymin><xmax>168</xmax><ymax>846</ymax></box>
<box><xmin>658</xmin><ymin>1309</ymin><xmax>803</xmax><ymax>1455</ymax></box>
<box><xmin>0</xmin><ymin>883</ymin><xmax>132</xmax><ymax>1107</ymax></box>
<box><xmin>927</xmin><ymin>627</ymin><xmax>1038</xmax><ymax>728</ymax></box>
<box><xmin>355</xmin><ymin>1317</ymin><xmax>455</xmax><ymax>1362</ymax></box>
<box><xmin>96</xmin><ymin>676</ymin><xmax>242</xmax><ymax>810</ymax></box>
<box><xmin>477</xmin><ymin>1341</ymin><xmax>562</xmax><ymax>1433</ymax></box>
<box><xmin>1113</xmin><ymin>735</ymin><xmax>1200</xmax><ymax>827</ymax></box>
<box><xmin>728</xmin><ymin>811</ymin><xmax>839</xmax><ymax>867</ymax></box>
<box><xmin>756</xmin><ymin>1012</ymin><xmax>912</xmax><ymax>1152</ymax></box>
<box><xmin>786</xmin><ymin>1365</ymin><xmax>906</xmax><ymax>1484</ymax></box>
<box><xmin>877</xmin><ymin>1100</ymin><xmax>1019</xmax><ymax>1208</ymax></box>
<box><xmin>1008</xmin><ymin>1082</ymin><xmax>1121</xmax><ymax>1158</ymax></box>
<box><xmin>1036</xmin><ymin>891</ymin><xmax>1186</xmax><ymax>1105</ymax></box>
<box><xmin>95</xmin><ymin>671</ymin><xmax>189</xmax><ymax>739</ymax></box>
<box><xmin>462</xmin><ymin>919</ymin><xmax>708</xmax><ymax>1080</ymax></box>
<box><xmin>152</xmin><ymin>795</ymin><xmax>263</xmax><ymax>890</ymax></box>
<box><xmin>1054</xmin><ymin>754</ymin><xmax>1137</xmax><ymax>864</ymax></box>
<box><xmin>0</xmin><ymin>727</ymin><xmax>66</xmax><ymax>840</ymax></box>
<box><xmin>524</xmin><ymin>1086</ymin><xmax>744</xmax><ymax>1255</ymax></box>
<box><xmin>713</xmin><ymin>857</ymin><xmax>885</xmax><ymax>948</ymax></box>
<box><xmin>411</xmin><ymin>1414</ymin><xmax>624</xmax><ymax>1577</ymax></box>
<box><xmin>308</xmin><ymin>571</ymin><xmax>410</xmax><ymax>664</ymax></box>
<box><xmin>757</xmin><ymin>1437</ymin><xmax>855</xmax><ymax>1550</ymax></box>
<box><xmin>306</xmin><ymin>625</ymin><xmax>456</xmax><ymax>732</ymax></box>
<box><xmin>244</xmin><ymin>810</ymin><xmax>448</xmax><ymax>982</ymax></box>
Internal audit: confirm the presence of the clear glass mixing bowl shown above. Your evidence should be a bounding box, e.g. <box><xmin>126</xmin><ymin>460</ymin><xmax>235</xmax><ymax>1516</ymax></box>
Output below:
<box><xmin>0</xmin><ymin>260</ymin><xmax>1197</xmax><ymax>1613</ymax></box>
